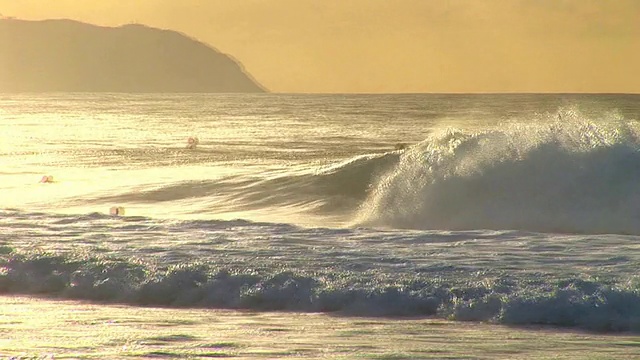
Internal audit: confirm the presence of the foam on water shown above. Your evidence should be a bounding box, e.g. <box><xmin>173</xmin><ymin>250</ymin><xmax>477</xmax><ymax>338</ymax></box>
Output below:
<box><xmin>356</xmin><ymin>114</ymin><xmax>640</xmax><ymax>234</ymax></box>
<box><xmin>1</xmin><ymin>209</ymin><xmax>640</xmax><ymax>332</ymax></box>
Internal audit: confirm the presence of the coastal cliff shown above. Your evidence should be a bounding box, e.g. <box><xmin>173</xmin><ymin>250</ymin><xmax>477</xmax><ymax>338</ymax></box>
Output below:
<box><xmin>0</xmin><ymin>19</ymin><xmax>266</xmax><ymax>93</ymax></box>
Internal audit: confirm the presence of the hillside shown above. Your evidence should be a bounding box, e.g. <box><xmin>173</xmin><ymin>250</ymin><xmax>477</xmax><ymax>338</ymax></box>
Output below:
<box><xmin>0</xmin><ymin>19</ymin><xmax>266</xmax><ymax>93</ymax></box>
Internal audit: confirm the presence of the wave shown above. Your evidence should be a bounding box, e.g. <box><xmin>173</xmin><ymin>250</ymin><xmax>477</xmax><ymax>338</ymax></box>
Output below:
<box><xmin>1</xmin><ymin>247</ymin><xmax>639</xmax><ymax>333</ymax></box>
<box><xmin>90</xmin><ymin>150</ymin><xmax>403</xmax><ymax>215</ymax></box>
<box><xmin>356</xmin><ymin>116</ymin><xmax>640</xmax><ymax>235</ymax></box>
<box><xmin>56</xmin><ymin>110</ymin><xmax>640</xmax><ymax>235</ymax></box>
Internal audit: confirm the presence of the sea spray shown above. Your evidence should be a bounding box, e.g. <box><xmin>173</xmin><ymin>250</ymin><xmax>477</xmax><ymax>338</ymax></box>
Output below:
<box><xmin>355</xmin><ymin>118</ymin><xmax>640</xmax><ymax>234</ymax></box>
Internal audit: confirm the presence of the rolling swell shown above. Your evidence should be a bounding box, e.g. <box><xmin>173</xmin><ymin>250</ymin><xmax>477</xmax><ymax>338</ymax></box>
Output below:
<box><xmin>210</xmin><ymin>151</ymin><xmax>401</xmax><ymax>213</ymax></box>
<box><xmin>356</xmin><ymin>118</ymin><xmax>640</xmax><ymax>235</ymax></box>
<box><xmin>92</xmin><ymin>151</ymin><xmax>402</xmax><ymax>214</ymax></box>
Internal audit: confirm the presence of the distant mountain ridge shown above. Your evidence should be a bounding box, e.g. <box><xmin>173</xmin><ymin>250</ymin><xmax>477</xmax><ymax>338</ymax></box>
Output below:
<box><xmin>0</xmin><ymin>19</ymin><xmax>266</xmax><ymax>93</ymax></box>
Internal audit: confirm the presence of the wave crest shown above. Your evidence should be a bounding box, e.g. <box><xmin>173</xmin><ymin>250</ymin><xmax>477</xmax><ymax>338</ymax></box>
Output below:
<box><xmin>355</xmin><ymin>118</ymin><xmax>640</xmax><ymax>234</ymax></box>
<box><xmin>2</xmin><ymin>249</ymin><xmax>640</xmax><ymax>332</ymax></box>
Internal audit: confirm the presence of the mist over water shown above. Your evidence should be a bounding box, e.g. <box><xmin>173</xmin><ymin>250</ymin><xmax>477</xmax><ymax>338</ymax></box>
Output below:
<box><xmin>2</xmin><ymin>93</ymin><xmax>640</xmax><ymax>332</ymax></box>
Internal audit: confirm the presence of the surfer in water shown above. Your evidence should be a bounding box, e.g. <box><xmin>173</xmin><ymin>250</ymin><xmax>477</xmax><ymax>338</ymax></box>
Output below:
<box><xmin>39</xmin><ymin>175</ymin><xmax>54</xmax><ymax>183</ymax></box>
<box><xmin>186</xmin><ymin>136</ymin><xmax>199</xmax><ymax>149</ymax></box>
<box><xmin>394</xmin><ymin>143</ymin><xmax>407</xmax><ymax>150</ymax></box>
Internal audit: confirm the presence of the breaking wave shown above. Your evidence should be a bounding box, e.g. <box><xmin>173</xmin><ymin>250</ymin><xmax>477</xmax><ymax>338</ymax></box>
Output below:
<box><xmin>60</xmin><ymin>110</ymin><xmax>640</xmax><ymax>235</ymax></box>
<box><xmin>1</xmin><ymin>247</ymin><xmax>639</xmax><ymax>333</ymax></box>
<box><xmin>356</xmin><ymin>116</ymin><xmax>640</xmax><ymax>235</ymax></box>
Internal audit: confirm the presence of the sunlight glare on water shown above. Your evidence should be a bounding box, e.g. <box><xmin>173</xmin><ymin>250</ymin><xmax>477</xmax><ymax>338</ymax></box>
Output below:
<box><xmin>2</xmin><ymin>93</ymin><xmax>640</xmax><ymax>334</ymax></box>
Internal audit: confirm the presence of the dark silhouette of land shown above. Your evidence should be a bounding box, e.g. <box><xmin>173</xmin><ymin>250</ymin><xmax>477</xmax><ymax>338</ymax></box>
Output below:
<box><xmin>0</xmin><ymin>19</ymin><xmax>266</xmax><ymax>93</ymax></box>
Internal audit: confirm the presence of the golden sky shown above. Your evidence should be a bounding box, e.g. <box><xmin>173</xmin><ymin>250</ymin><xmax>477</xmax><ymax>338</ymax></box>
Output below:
<box><xmin>1</xmin><ymin>0</ymin><xmax>638</xmax><ymax>93</ymax></box>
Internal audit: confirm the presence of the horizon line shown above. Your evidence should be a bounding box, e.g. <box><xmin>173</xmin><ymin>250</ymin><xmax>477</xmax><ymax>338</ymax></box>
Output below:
<box><xmin>1</xmin><ymin>91</ymin><xmax>638</xmax><ymax>96</ymax></box>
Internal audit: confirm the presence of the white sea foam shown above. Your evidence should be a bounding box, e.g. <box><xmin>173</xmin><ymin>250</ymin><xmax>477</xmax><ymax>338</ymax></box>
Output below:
<box><xmin>356</xmin><ymin>118</ymin><xmax>640</xmax><ymax>234</ymax></box>
<box><xmin>1</xmin><ymin>209</ymin><xmax>639</xmax><ymax>331</ymax></box>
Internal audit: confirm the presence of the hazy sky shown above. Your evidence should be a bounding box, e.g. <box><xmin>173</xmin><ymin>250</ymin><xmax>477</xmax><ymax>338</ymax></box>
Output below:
<box><xmin>1</xmin><ymin>0</ymin><xmax>638</xmax><ymax>93</ymax></box>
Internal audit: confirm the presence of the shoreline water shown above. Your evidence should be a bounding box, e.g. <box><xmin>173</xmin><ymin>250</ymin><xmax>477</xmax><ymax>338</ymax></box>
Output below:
<box><xmin>2</xmin><ymin>295</ymin><xmax>639</xmax><ymax>359</ymax></box>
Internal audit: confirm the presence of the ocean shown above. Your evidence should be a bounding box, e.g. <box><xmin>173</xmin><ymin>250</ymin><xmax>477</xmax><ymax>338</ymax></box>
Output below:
<box><xmin>2</xmin><ymin>93</ymin><xmax>640</xmax><ymax>346</ymax></box>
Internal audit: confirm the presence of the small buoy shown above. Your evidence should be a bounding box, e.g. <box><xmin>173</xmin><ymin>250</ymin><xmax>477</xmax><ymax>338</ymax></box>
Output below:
<box><xmin>40</xmin><ymin>175</ymin><xmax>54</xmax><ymax>183</ymax></box>
<box><xmin>109</xmin><ymin>206</ymin><xmax>125</xmax><ymax>216</ymax></box>
<box><xmin>186</xmin><ymin>136</ymin><xmax>199</xmax><ymax>149</ymax></box>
